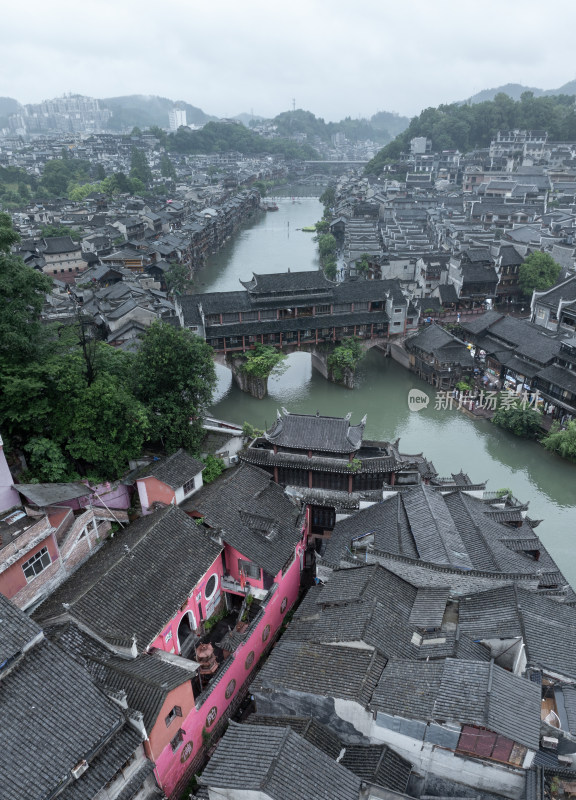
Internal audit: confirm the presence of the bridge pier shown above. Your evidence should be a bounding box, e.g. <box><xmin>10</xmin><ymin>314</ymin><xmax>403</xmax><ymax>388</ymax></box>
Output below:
<box><xmin>310</xmin><ymin>346</ymin><xmax>355</xmax><ymax>389</ymax></box>
<box><xmin>227</xmin><ymin>356</ymin><xmax>269</xmax><ymax>399</ymax></box>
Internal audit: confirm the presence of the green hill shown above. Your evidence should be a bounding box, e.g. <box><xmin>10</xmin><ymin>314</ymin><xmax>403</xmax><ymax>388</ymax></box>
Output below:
<box><xmin>365</xmin><ymin>92</ymin><xmax>576</xmax><ymax>174</ymax></box>
<box><xmin>99</xmin><ymin>95</ymin><xmax>214</xmax><ymax>131</ymax></box>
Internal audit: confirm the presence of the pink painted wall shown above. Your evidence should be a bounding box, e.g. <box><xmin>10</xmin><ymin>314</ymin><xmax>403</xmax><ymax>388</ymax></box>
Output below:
<box><xmin>145</xmin><ymin>682</ymin><xmax>196</xmax><ymax>763</ymax></box>
<box><xmin>0</xmin><ymin>532</ymin><xmax>59</xmax><ymax>599</ymax></box>
<box><xmin>149</xmin><ymin>553</ymin><xmax>225</xmax><ymax>653</ymax></box>
<box><xmin>0</xmin><ymin>443</ymin><xmax>19</xmax><ymax>513</ymax></box>
<box><xmin>153</xmin><ymin>548</ymin><xmax>303</xmax><ymax>797</ymax></box>
<box><xmin>224</xmin><ymin>543</ymin><xmax>265</xmax><ymax>590</ymax></box>
<box><xmin>137</xmin><ymin>477</ymin><xmax>176</xmax><ymax>516</ymax></box>
<box><xmin>50</xmin><ymin>481</ymin><xmax>132</xmax><ymax>511</ymax></box>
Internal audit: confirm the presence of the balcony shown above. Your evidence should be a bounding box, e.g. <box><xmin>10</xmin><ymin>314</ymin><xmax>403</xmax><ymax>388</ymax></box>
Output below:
<box><xmin>221</xmin><ymin>574</ymin><xmax>268</xmax><ymax>601</ymax></box>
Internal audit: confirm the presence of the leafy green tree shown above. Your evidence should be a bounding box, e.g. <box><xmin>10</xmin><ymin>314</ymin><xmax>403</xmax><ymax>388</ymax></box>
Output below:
<box><xmin>0</xmin><ymin>211</ymin><xmax>20</xmax><ymax>252</ymax></box>
<box><xmin>24</xmin><ymin>437</ymin><xmax>76</xmax><ymax>482</ymax></box>
<box><xmin>239</xmin><ymin>343</ymin><xmax>286</xmax><ymax>379</ymax></box>
<box><xmin>201</xmin><ymin>454</ymin><xmax>225</xmax><ymax>484</ymax></box>
<box><xmin>323</xmin><ymin>256</ymin><xmax>337</xmax><ymax>280</ymax></box>
<box><xmin>241</xmin><ymin>421</ymin><xmax>264</xmax><ymax>440</ymax></box>
<box><xmin>327</xmin><ymin>338</ymin><xmax>365</xmax><ymax>382</ymax></box>
<box><xmin>492</xmin><ymin>401</ymin><xmax>542</xmax><ymax>438</ymax></box>
<box><xmin>133</xmin><ymin>322</ymin><xmax>216</xmax><ymax>453</ymax></box>
<box><xmin>542</xmin><ymin>420</ymin><xmax>576</xmax><ymax>460</ymax></box>
<box><xmin>130</xmin><ymin>147</ymin><xmax>152</xmax><ymax>185</ymax></box>
<box><xmin>66</xmin><ymin>372</ymin><xmax>150</xmax><ymax>479</ymax></box>
<box><xmin>319</xmin><ymin>185</ymin><xmax>336</xmax><ymax>208</ymax></box>
<box><xmin>519</xmin><ymin>252</ymin><xmax>562</xmax><ymax>295</ymax></box>
<box><xmin>160</xmin><ymin>153</ymin><xmax>176</xmax><ymax>179</ymax></box>
<box><xmin>39</xmin><ymin>223</ymin><xmax>82</xmax><ymax>241</ymax></box>
<box><xmin>355</xmin><ymin>253</ymin><xmax>371</xmax><ymax>274</ymax></box>
<box><xmin>317</xmin><ymin>233</ymin><xmax>337</xmax><ymax>259</ymax></box>
<box><xmin>0</xmin><ymin>216</ymin><xmax>52</xmax><ymax>370</ymax></box>
<box><xmin>165</xmin><ymin>261</ymin><xmax>193</xmax><ymax>295</ymax></box>
<box><xmin>314</xmin><ymin>219</ymin><xmax>329</xmax><ymax>234</ymax></box>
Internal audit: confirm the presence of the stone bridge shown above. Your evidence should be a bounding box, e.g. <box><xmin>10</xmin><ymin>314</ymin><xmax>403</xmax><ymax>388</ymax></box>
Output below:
<box><xmin>179</xmin><ymin>269</ymin><xmax>419</xmax><ymax>397</ymax></box>
<box><xmin>213</xmin><ymin>336</ymin><xmax>391</xmax><ymax>397</ymax></box>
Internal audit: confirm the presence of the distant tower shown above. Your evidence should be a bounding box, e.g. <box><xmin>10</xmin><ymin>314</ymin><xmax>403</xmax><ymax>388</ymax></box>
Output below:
<box><xmin>169</xmin><ymin>107</ymin><xmax>187</xmax><ymax>131</ymax></box>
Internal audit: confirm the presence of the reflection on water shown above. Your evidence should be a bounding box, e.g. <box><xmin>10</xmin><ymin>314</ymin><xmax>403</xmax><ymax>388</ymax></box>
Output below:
<box><xmin>212</xmin><ymin>349</ymin><xmax>576</xmax><ymax>585</ymax></box>
<box><xmin>203</xmin><ymin>196</ymin><xmax>576</xmax><ymax>587</ymax></box>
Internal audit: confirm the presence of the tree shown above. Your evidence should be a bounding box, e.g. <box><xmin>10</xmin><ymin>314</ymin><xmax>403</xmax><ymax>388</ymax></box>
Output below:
<box><xmin>542</xmin><ymin>420</ymin><xmax>576</xmax><ymax>460</ymax></box>
<box><xmin>160</xmin><ymin>153</ymin><xmax>176</xmax><ymax>180</ymax></box>
<box><xmin>0</xmin><ymin>211</ymin><xmax>20</xmax><ymax>252</ymax></box>
<box><xmin>164</xmin><ymin>261</ymin><xmax>193</xmax><ymax>296</ymax></box>
<box><xmin>0</xmin><ymin>216</ymin><xmax>52</xmax><ymax>370</ymax></box>
<box><xmin>133</xmin><ymin>322</ymin><xmax>216</xmax><ymax>453</ymax></box>
<box><xmin>327</xmin><ymin>338</ymin><xmax>365</xmax><ymax>382</ymax></box>
<box><xmin>130</xmin><ymin>147</ymin><xmax>152</xmax><ymax>185</ymax></box>
<box><xmin>66</xmin><ymin>372</ymin><xmax>150</xmax><ymax>479</ymax></box>
<box><xmin>519</xmin><ymin>252</ymin><xmax>562</xmax><ymax>295</ymax></box>
<box><xmin>239</xmin><ymin>343</ymin><xmax>286</xmax><ymax>379</ymax></box>
<box><xmin>492</xmin><ymin>401</ymin><xmax>542</xmax><ymax>438</ymax></box>
<box><xmin>201</xmin><ymin>455</ymin><xmax>225</xmax><ymax>484</ymax></box>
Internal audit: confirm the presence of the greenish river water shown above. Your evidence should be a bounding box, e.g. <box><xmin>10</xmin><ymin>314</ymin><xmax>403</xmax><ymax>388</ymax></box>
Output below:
<box><xmin>196</xmin><ymin>197</ymin><xmax>576</xmax><ymax>586</ymax></box>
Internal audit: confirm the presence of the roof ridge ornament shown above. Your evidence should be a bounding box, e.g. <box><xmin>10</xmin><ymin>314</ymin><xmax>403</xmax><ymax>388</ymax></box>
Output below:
<box><xmin>281</xmin><ymin>407</ymin><xmax>289</xmax><ymax>416</ymax></box>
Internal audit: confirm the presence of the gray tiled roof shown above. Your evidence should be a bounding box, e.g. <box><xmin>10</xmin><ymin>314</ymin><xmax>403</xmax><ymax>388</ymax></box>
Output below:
<box><xmin>138</xmin><ymin>448</ymin><xmax>205</xmax><ymax>489</ymax></box>
<box><xmin>14</xmin><ymin>481</ymin><xmax>91</xmax><ymax>506</ymax></box>
<box><xmin>199</xmin><ymin>722</ymin><xmax>362</xmax><ymax>800</ymax></box>
<box><xmin>0</xmin><ymin>591</ymin><xmax>42</xmax><ymax>665</ymax></box>
<box><xmin>265</xmin><ymin>411</ymin><xmax>365</xmax><ymax>453</ymax></box>
<box><xmin>241</xmin><ymin>271</ymin><xmax>336</xmax><ymax>295</ymax></box>
<box><xmin>371</xmin><ymin>659</ymin><xmax>541</xmax><ymax>750</ymax></box>
<box><xmin>34</xmin><ymin>505</ymin><xmax>223</xmax><ymax>649</ymax></box>
<box><xmin>458</xmin><ymin>586</ymin><xmax>576</xmax><ymax>680</ymax></box>
<box><xmin>245</xmin><ymin>715</ymin><xmax>412</xmax><ymax>794</ymax></box>
<box><xmin>57</xmin><ymin>725</ymin><xmax>146</xmax><ymax>800</ymax></box>
<box><xmin>255</xmin><ymin>640</ymin><xmax>386</xmax><ymax>706</ymax></box>
<box><xmin>245</xmin><ymin>714</ymin><xmax>342</xmax><ymax>759</ymax></box>
<box><xmin>182</xmin><ymin>463</ymin><xmax>302</xmax><ymax>577</ymax></box>
<box><xmin>49</xmin><ymin>620</ymin><xmax>196</xmax><ymax>730</ymax></box>
<box><xmin>0</xmin><ymin>638</ymin><xmax>125</xmax><ymax>800</ymax></box>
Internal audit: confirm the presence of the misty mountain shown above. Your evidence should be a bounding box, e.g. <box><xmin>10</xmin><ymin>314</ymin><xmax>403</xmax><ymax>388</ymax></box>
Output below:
<box><xmin>0</xmin><ymin>97</ymin><xmax>22</xmax><ymax>116</ymax></box>
<box><xmin>464</xmin><ymin>80</ymin><xmax>576</xmax><ymax>104</ymax></box>
<box><xmin>98</xmin><ymin>95</ymin><xmax>215</xmax><ymax>131</ymax></box>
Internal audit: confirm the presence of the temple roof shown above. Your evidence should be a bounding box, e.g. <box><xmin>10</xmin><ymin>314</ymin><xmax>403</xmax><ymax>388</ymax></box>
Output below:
<box><xmin>265</xmin><ymin>410</ymin><xmax>365</xmax><ymax>454</ymax></box>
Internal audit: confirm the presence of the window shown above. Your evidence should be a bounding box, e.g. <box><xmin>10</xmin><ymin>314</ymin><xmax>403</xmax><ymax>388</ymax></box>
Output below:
<box><xmin>238</xmin><ymin>559</ymin><xmax>261</xmax><ymax>580</ymax></box>
<box><xmin>22</xmin><ymin>547</ymin><xmax>51</xmax><ymax>581</ymax></box>
<box><xmin>165</xmin><ymin>706</ymin><xmax>182</xmax><ymax>728</ymax></box>
<box><xmin>170</xmin><ymin>729</ymin><xmax>185</xmax><ymax>752</ymax></box>
<box><xmin>182</xmin><ymin>477</ymin><xmax>196</xmax><ymax>495</ymax></box>
<box><xmin>205</xmin><ymin>574</ymin><xmax>218</xmax><ymax>599</ymax></box>
<box><xmin>393</xmin><ymin>321</ymin><xmax>401</xmax><ymax>326</ymax></box>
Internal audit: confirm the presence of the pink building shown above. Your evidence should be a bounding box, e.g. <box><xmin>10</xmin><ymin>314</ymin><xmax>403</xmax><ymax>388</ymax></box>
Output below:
<box><xmin>34</xmin><ymin>464</ymin><xmax>308</xmax><ymax>798</ymax></box>
<box><xmin>135</xmin><ymin>449</ymin><xmax>205</xmax><ymax>514</ymax></box>
<box><xmin>1</xmin><ymin>482</ymin><xmax>128</xmax><ymax>610</ymax></box>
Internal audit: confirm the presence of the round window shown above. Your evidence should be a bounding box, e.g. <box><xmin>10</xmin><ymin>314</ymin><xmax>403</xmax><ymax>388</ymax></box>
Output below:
<box><xmin>280</xmin><ymin>596</ymin><xmax>288</xmax><ymax>614</ymax></box>
<box><xmin>245</xmin><ymin>650</ymin><xmax>255</xmax><ymax>670</ymax></box>
<box><xmin>205</xmin><ymin>574</ymin><xmax>217</xmax><ymax>599</ymax></box>
<box><xmin>225</xmin><ymin>678</ymin><xmax>237</xmax><ymax>699</ymax></box>
<box><xmin>262</xmin><ymin>624</ymin><xmax>271</xmax><ymax>643</ymax></box>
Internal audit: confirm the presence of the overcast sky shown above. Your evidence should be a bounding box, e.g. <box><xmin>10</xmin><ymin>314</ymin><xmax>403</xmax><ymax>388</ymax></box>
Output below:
<box><xmin>2</xmin><ymin>0</ymin><xmax>576</xmax><ymax>122</ymax></box>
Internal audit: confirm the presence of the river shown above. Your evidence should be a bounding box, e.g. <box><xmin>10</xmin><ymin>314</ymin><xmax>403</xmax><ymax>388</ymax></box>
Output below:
<box><xmin>196</xmin><ymin>197</ymin><xmax>576</xmax><ymax>586</ymax></box>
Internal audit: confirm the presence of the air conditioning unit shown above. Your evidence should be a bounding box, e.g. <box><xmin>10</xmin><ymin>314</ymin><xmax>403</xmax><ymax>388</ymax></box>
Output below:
<box><xmin>71</xmin><ymin>760</ymin><xmax>89</xmax><ymax>780</ymax></box>
<box><xmin>229</xmin><ymin>455</ymin><xmax>239</xmax><ymax>465</ymax></box>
